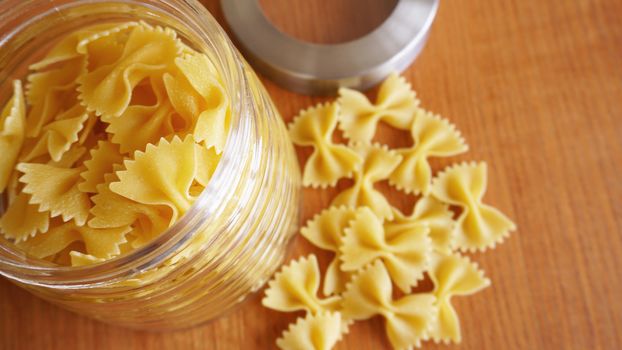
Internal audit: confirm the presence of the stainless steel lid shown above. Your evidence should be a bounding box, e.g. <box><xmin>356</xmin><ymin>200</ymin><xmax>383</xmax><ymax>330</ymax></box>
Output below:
<box><xmin>221</xmin><ymin>0</ymin><xmax>439</xmax><ymax>95</ymax></box>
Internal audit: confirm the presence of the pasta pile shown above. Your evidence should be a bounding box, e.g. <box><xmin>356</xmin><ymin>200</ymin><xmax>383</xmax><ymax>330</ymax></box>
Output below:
<box><xmin>264</xmin><ymin>73</ymin><xmax>516</xmax><ymax>349</ymax></box>
<box><xmin>0</xmin><ymin>21</ymin><xmax>229</xmax><ymax>266</ymax></box>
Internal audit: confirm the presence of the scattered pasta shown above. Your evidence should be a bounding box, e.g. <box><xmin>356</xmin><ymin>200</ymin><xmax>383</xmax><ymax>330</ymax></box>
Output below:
<box><xmin>300</xmin><ymin>206</ymin><xmax>360</xmax><ymax>295</ymax></box>
<box><xmin>340</xmin><ymin>206</ymin><xmax>431</xmax><ymax>293</ymax></box>
<box><xmin>262</xmin><ymin>255</ymin><xmax>341</xmax><ymax>315</ymax></box>
<box><xmin>428</xmin><ymin>253</ymin><xmax>490</xmax><ymax>343</ymax></box>
<box><xmin>276</xmin><ymin>312</ymin><xmax>343</xmax><ymax>350</ymax></box>
<box><xmin>389</xmin><ymin>109</ymin><xmax>468</xmax><ymax>195</ymax></box>
<box><xmin>270</xmin><ymin>72</ymin><xmax>516</xmax><ymax>349</ymax></box>
<box><xmin>338</xmin><ymin>73</ymin><xmax>419</xmax><ymax>143</ymax></box>
<box><xmin>431</xmin><ymin>162</ymin><xmax>516</xmax><ymax>251</ymax></box>
<box><xmin>341</xmin><ymin>260</ymin><xmax>437</xmax><ymax>349</ymax></box>
<box><xmin>288</xmin><ymin>103</ymin><xmax>362</xmax><ymax>188</ymax></box>
<box><xmin>0</xmin><ymin>21</ymin><xmax>229</xmax><ymax>265</ymax></box>
<box><xmin>331</xmin><ymin>143</ymin><xmax>402</xmax><ymax>220</ymax></box>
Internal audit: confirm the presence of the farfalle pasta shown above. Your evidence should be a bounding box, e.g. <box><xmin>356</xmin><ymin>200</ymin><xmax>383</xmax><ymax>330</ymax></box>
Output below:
<box><xmin>340</xmin><ymin>206</ymin><xmax>431</xmax><ymax>293</ymax></box>
<box><xmin>338</xmin><ymin>73</ymin><xmax>419</xmax><ymax>143</ymax></box>
<box><xmin>428</xmin><ymin>253</ymin><xmax>490</xmax><ymax>343</ymax></box>
<box><xmin>78</xmin><ymin>23</ymin><xmax>182</xmax><ymax>118</ymax></box>
<box><xmin>331</xmin><ymin>143</ymin><xmax>402</xmax><ymax>220</ymax></box>
<box><xmin>276</xmin><ymin>312</ymin><xmax>343</xmax><ymax>350</ymax></box>
<box><xmin>262</xmin><ymin>255</ymin><xmax>341</xmax><ymax>315</ymax></box>
<box><xmin>431</xmin><ymin>162</ymin><xmax>516</xmax><ymax>251</ymax></box>
<box><xmin>278</xmin><ymin>73</ymin><xmax>516</xmax><ymax>349</ymax></box>
<box><xmin>0</xmin><ymin>80</ymin><xmax>26</xmax><ymax>192</ymax></box>
<box><xmin>389</xmin><ymin>197</ymin><xmax>456</xmax><ymax>254</ymax></box>
<box><xmin>288</xmin><ymin>103</ymin><xmax>362</xmax><ymax>187</ymax></box>
<box><xmin>341</xmin><ymin>260</ymin><xmax>437</xmax><ymax>349</ymax></box>
<box><xmin>0</xmin><ymin>21</ymin><xmax>229</xmax><ymax>266</ymax></box>
<box><xmin>300</xmin><ymin>206</ymin><xmax>359</xmax><ymax>295</ymax></box>
<box><xmin>389</xmin><ymin>109</ymin><xmax>468</xmax><ymax>195</ymax></box>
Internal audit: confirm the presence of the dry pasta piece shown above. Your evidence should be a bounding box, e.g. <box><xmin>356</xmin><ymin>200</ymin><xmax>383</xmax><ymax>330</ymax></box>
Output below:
<box><xmin>26</xmin><ymin>56</ymin><xmax>86</xmax><ymax>106</ymax></box>
<box><xmin>331</xmin><ymin>143</ymin><xmax>402</xmax><ymax>220</ymax></box>
<box><xmin>288</xmin><ymin>103</ymin><xmax>362</xmax><ymax>188</ymax></box>
<box><xmin>337</xmin><ymin>73</ymin><xmax>419</xmax><ymax>143</ymax></box>
<box><xmin>0</xmin><ymin>192</ymin><xmax>49</xmax><ymax>242</ymax></box>
<box><xmin>78</xmin><ymin>23</ymin><xmax>181</xmax><ymax>118</ymax></box>
<box><xmin>388</xmin><ymin>197</ymin><xmax>456</xmax><ymax>254</ymax></box>
<box><xmin>78</xmin><ymin>140</ymin><xmax>124</xmax><ymax>193</ymax></box>
<box><xmin>16</xmin><ymin>220</ymin><xmax>130</xmax><ymax>259</ymax></box>
<box><xmin>69</xmin><ymin>251</ymin><xmax>105</xmax><ymax>267</ymax></box>
<box><xmin>29</xmin><ymin>22</ymin><xmax>138</xmax><ymax>71</ymax></box>
<box><xmin>428</xmin><ymin>253</ymin><xmax>490</xmax><ymax>343</ymax></box>
<box><xmin>17</xmin><ymin>162</ymin><xmax>90</xmax><ymax>226</ymax></box>
<box><xmin>19</xmin><ymin>104</ymin><xmax>89</xmax><ymax>162</ymax></box>
<box><xmin>431</xmin><ymin>162</ymin><xmax>516</xmax><ymax>251</ymax></box>
<box><xmin>90</xmin><ymin>174</ymin><xmax>173</xmax><ymax>249</ymax></box>
<box><xmin>25</xmin><ymin>58</ymin><xmax>86</xmax><ymax>138</ymax></box>
<box><xmin>194</xmin><ymin>143</ymin><xmax>221</xmax><ymax>188</ymax></box>
<box><xmin>341</xmin><ymin>260</ymin><xmax>436</xmax><ymax>349</ymax></box>
<box><xmin>262</xmin><ymin>255</ymin><xmax>340</xmax><ymax>314</ymax></box>
<box><xmin>48</xmin><ymin>144</ymin><xmax>88</xmax><ymax>169</ymax></box>
<box><xmin>276</xmin><ymin>312</ymin><xmax>343</xmax><ymax>350</ymax></box>
<box><xmin>76</xmin><ymin>22</ymin><xmax>140</xmax><ymax>71</ymax></box>
<box><xmin>164</xmin><ymin>52</ymin><xmax>229</xmax><ymax>153</ymax></box>
<box><xmin>107</xmin><ymin>76</ymin><xmax>186</xmax><ymax>153</ymax></box>
<box><xmin>300</xmin><ymin>206</ymin><xmax>360</xmax><ymax>295</ymax></box>
<box><xmin>340</xmin><ymin>206</ymin><xmax>431</xmax><ymax>293</ymax></box>
<box><xmin>110</xmin><ymin>136</ymin><xmax>200</xmax><ymax>223</ymax></box>
<box><xmin>389</xmin><ymin>110</ymin><xmax>468</xmax><ymax>195</ymax></box>
<box><xmin>0</xmin><ymin>80</ymin><xmax>26</xmax><ymax>192</ymax></box>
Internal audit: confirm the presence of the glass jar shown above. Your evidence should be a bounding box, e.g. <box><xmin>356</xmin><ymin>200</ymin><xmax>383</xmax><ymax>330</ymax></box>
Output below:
<box><xmin>0</xmin><ymin>0</ymin><xmax>300</xmax><ymax>330</ymax></box>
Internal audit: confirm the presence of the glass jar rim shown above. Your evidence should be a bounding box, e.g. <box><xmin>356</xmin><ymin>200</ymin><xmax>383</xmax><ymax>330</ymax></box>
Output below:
<box><xmin>0</xmin><ymin>0</ymin><xmax>254</xmax><ymax>287</ymax></box>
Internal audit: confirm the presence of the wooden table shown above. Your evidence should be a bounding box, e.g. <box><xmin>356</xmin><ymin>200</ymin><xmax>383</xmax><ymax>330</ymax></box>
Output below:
<box><xmin>1</xmin><ymin>0</ymin><xmax>621</xmax><ymax>349</ymax></box>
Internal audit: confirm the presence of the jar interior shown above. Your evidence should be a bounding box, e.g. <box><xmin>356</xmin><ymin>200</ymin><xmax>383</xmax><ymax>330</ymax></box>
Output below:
<box><xmin>0</xmin><ymin>0</ymin><xmax>243</xmax><ymax>271</ymax></box>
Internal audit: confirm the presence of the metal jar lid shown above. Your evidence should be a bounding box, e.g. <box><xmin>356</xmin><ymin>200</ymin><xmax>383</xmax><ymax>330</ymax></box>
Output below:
<box><xmin>221</xmin><ymin>0</ymin><xmax>439</xmax><ymax>95</ymax></box>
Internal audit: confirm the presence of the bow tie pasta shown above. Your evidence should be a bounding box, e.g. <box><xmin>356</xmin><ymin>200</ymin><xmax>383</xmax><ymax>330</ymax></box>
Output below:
<box><xmin>0</xmin><ymin>21</ymin><xmax>230</xmax><ymax>266</ymax></box>
<box><xmin>274</xmin><ymin>72</ymin><xmax>516</xmax><ymax>349</ymax></box>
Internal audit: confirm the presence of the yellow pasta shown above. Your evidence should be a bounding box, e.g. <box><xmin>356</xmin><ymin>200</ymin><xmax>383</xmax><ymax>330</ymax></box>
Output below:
<box><xmin>29</xmin><ymin>22</ymin><xmax>137</xmax><ymax>71</ymax></box>
<box><xmin>340</xmin><ymin>206</ymin><xmax>431</xmax><ymax>293</ymax></box>
<box><xmin>0</xmin><ymin>80</ymin><xmax>26</xmax><ymax>192</ymax></box>
<box><xmin>110</xmin><ymin>136</ymin><xmax>202</xmax><ymax>222</ymax></box>
<box><xmin>300</xmin><ymin>206</ymin><xmax>359</xmax><ymax>295</ymax></box>
<box><xmin>389</xmin><ymin>109</ymin><xmax>468</xmax><ymax>195</ymax></box>
<box><xmin>1</xmin><ymin>22</ymin><xmax>228</xmax><ymax>266</ymax></box>
<box><xmin>341</xmin><ymin>260</ymin><xmax>436</xmax><ymax>349</ymax></box>
<box><xmin>337</xmin><ymin>73</ymin><xmax>419</xmax><ymax>143</ymax></box>
<box><xmin>48</xmin><ymin>144</ymin><xmax>88</xmax><ymax>169</ymax></box>
<box><xmin>428</xmin><ymin>253</ymin><xmax>490</xmax><ymax>343</ymax></box>
<box><xmin>69</xmin><ymin>251</ymin><xmax>105</xmax><ymax>267</ymax></box>
<box><xmin>17</xmin><ymin>220</ymin><xmax>130</xmax><ymax>259</ymax></box>
<box><xmin>288</xmin><ymin>103</ymin><xmax>362</xmax><ymax>188</ymax></box>
<box><xmin>276</xmin><ymin>312</ymin><xmax>343</xmax><ymax>350</ymax></box>
<box><xmin>90</xmin><ymin>174</ymin><xmax>173</xmax><ymax>249</ymax></box>
<box><xmin>171</xmin><ymin>52</ymin><xmax>230</xmax><ymax>153</ymax></box>
<box><xmin>78</xmin><ymin>23</ymin><xmax>181</xmax><ymax>118</ymax></box>
<box><xmin>262</xmin><ymin>255</ymin><xmax>341</xmax><ymax>314</ymax></box>
<box><xmin>19</xmin><ymin>104</ymin><xmax>89</xmax><ymax>162</ymax></box>
<box><xmin>0</xmin><ymin>192</ymin><xmax>49</xmax><ymax>242</ymax></box>
<box><xmin>331</xmin><ymin>143</ymin><xmax>402</xmax><ymax>220</ymax></box>
<box><xmin>388</xmin><ymin>197</ymin><xmax>456</xmax><ymax>254</ymax></box>
<box><xmin>17</xmin><ymin>163</ymin><xmax>91</xmax><ymax>226</ymax></box>
<box><xmin>106</xmin><ymin>76</ymin><xmax>183</xmax><ymax>153</ymax></box>
<box><xmin>78</xmin><ymin>140</ymin><xmax>124</xmax><ymax>193</ymax></box>
<box><xmin>431</xmin><ymin>162</ymin><xmax>516</xmax><ymax>251</ymax></box>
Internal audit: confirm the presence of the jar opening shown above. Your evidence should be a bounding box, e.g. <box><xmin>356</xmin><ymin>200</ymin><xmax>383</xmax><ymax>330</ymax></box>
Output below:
<box><xmin>0</xmin><ymin>0</ymin><xmax>255</xmax><ymax>287</ymax></box>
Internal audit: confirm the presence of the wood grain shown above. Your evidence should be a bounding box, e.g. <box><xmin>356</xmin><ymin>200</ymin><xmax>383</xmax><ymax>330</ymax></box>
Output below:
<box><xmin>2</xmin><ymin>0</ymin><xmax>621</xmax><ymax>349</ymax></box>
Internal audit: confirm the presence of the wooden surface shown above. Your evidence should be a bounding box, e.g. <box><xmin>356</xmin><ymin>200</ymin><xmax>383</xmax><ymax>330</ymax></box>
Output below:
<box><xmin>1</xmin><ymin>0</ymin><xmax>621</xmax><ymax>349</ymax></box>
